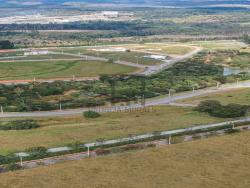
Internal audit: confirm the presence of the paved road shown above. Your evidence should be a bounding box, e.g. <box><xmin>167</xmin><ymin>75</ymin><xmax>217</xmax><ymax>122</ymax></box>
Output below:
<box><xmin>146</xmin><ymin>81</ymin><xmax>250</xmax><ymax>106</ymax></box>
<box><xmin>1</xmin><ymin>80</ymin><xmax>249</xmax><ymax>118</ymax></box>
<box><xmin>140</xmin><ymin>46</ymin><xmax>202</xmax><ymax>76</ymax></box>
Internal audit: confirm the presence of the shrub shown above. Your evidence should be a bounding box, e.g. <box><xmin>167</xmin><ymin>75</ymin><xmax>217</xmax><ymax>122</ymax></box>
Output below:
<box><xmin>84</xmin><ymin>111</ymin><xmax>101</xmax><ymax>119</ymax></box>
<box><xmin>5</xmin><ymin>163</ymin><xmax>22</xmax><ymax>171</ymax></box>
<box><xmin>26</xmin><ymin>146</ymin><xmax>48</xmax><ymax>157</ymax></box>
<box><xmin>195</xmin><ymin>100</ymin><xmax>221</xmax><ymax>113</ymax></box>
<box><xmin>0</xmin><ymin>120</ymin><xmax>40</xmax><ymax>130</ymax></box>
<box><xmin>196</xmin><ymin>100</ymin><xmax>249</xmax><ymax>118</ymax></box>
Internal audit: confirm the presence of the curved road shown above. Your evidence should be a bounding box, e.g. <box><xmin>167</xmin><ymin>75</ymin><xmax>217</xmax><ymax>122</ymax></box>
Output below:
<box><xmin>1</xmin><ymin>80</ymin><xmax>249</xmax><ymax>118</ymax></box>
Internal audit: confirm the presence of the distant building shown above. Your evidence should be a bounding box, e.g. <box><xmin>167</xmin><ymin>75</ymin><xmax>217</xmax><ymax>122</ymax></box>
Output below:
<box><xmin>101</xmin><ymin>11</ymin><xmax>119</xmax><ymax>17</ymax></box>
<box><xmin>143</xmin><ymin>55</ymin><xmax>167</xmax><ymax>60</ymax></box>
<box><xmin>24</xmin><ymin>50</ymin><xmax>49</xmax><ymax>56</ymax></box>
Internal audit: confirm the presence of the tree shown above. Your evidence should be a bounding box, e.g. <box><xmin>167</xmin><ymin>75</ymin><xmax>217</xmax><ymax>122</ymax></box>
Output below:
<box><xmin>0</xmin><ymin>40</ymin><xmax>14</xmax><ymax>49</ymax></box>
<box><xmin>243</xmin><ymin>34</ymin><xmax>250</xmax><ymax>44</ymax></box>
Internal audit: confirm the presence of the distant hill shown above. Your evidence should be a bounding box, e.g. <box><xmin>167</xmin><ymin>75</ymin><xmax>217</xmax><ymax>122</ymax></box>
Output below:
<box><xmin>0</xmin><ymin>0</ymin><xmax>249</xmax><ymax>7</ymax></box>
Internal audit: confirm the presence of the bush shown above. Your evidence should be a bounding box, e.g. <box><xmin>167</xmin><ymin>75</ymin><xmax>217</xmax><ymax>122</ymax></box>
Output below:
<box><xmin>0</xmin><ymin>40</ymin><xmax>14</xmax><ymax>49</ymax></box>
<box><xmin>26</xmin><ymin>146</ymin><xmax>48</xmax><ymax>157</ymax></box>
<box><xmin>84</xmin><ymin>111</ymin><xmax>101</xmax><ymax>119</ymax></box>
<box><xmin>195</xmin><ymin>100</ymin><xmax>221</xmax><ymax>113</ymax></box>
<box><xmin>5</xmin><ymin>163</ymin><xmax>22</xmax><ymax>171</ymax></box>
<box><xmin>196</xmin><ymin>100</ymin><xmax>249</xmax><ymax>118</ymax></box>
<box><xmin>0</xmin><ymin>120</ymin><xmax>40</xmax><ymax>130</ymax></box>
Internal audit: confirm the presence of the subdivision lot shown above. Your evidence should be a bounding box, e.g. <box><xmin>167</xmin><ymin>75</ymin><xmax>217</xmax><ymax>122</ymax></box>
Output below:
<box><xmin>52</xmin><ymin>43</ymin><xmax>195</xmax><ymax>65</ymax></box>
<box><xmin>0</xmin><ymin>130</ymin><xmax>249</xmax><ymax>188</ymax></box>
<box><xmin>0</xmin><ymin>60</ymin><xmax>137</xmax><ymax>80</ymax></box>
<box><xmin>0</xmin><ymin>53</ymin><xmax>80</xmax><ymax>61</ymax></box>
<box><xmin>177</xmin><ymin>88</ymin><xmax>250</xmax><ymax>106</ymax></box>
<box><xmin>54</xmin><ymin>43</ymin><xmax>194</xmax><ymax>56</ymax></box>
<box><xmin>186</xmin><ymin>40</ymin><xmax>247</xmax><ymax>50</ymax></box>
<box><xmin>211</xmin><ymin>47</ymin><xmax>250</xmax><ymax>68</ymax></box>
<box><xmin>0</xmin><ymin>106</ymin><xmax>230</xmax><ymax>155</ymax></box>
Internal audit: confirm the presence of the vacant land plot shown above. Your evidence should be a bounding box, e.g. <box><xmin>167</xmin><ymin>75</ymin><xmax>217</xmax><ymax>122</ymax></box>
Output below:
<box><xmin>4</xmin><ymin>53</ymin><xmax>80</xmax><ymax>61</ymax></box>
<box><xmin>127</xmin><ymin>44</ymin><xmax>194</xmax><ymax>55</ymax></box>
<box><xmin>52</xmin><ymin>43</ymin><xmax>194</xmax><ymax>65</ymax></box>
<box><xmin>55</xmin><ymin>43</ymin><xmax>194</xmax><ymax>56</ymax></box>
<box><xmin>211</xmin><ymin>49</ymin><xmax>250</xmax><ymax>69</ymax></box>
<box><xmin>0</xmin><ymin>60</ymin><xmax>137</xmax><ymax>80</ymax></box>
<box><xmin>78</xmin><ymin>50</ymin><xmax>163</xmax><ymax>65</ymax></box>
<box><xmin>177</xmin><ymin>88</ymin><xmax>250</xmax><ymax>105</ymax></box>
<box><xmin>0</xmin><ymin>51</ymin><xmax>23</xmax><ymax>57</ymax></box>
<box><xmin>0</xmin><ymin>130</ymin><xmax>249</xmax><ymax>188</ymax></box>
<box><xmin>187</xmin><ymin>40</ymin><xmax>247</xmax><ymax>50</ymax></box>
<box><xmin>0</xmin><ymin>106</ymin><xmax>229</xmax><ymax>155</ymax></box>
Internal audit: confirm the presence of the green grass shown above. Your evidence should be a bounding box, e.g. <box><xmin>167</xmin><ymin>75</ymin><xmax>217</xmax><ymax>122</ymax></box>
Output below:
<box><xmin>0</xmin><ymin>60</ymin><xmax>138</xmax><ymax>80</ymax></box>
<box><xmin>51</xmin><ymin>43</ymin><xmax>195</xmax><ymax>65</ymax></box>
<box><xmin>0</xmin><ymin>106</ymin><xmax>231</xmax><ymax>155</ymax></box>
<box><xmin>85</xmin><ymin>51</ymin><xmax>163</xmax><ymax>65</ymax></box>
<box><xmin>0</xmin><ymin>51</ymin><xmax>23</xmax><ymax>57</ymax></box>
<box><xmin>54</xmin><ymin>48</ymin><xmax>163</xmax><ymax>65</ymax></box>
<box><xmin>178</xmin><ymin>88</ymin><xmax>250</xmax><ymax>106</ymax></box>
<box><xmin>225</xmin><ymin>53</ymin><xmax>250</xmax><ymax>69</ymax></box>
<box><xmin>0</xmin><ymin>131</ymin><xmax>249</xmax><ymax>188</ymax></box>
<box><xmin>138</xmin><ymin>44</ymin><xmax>194</xmax><ymax>55</ymax></box>
<box><xmin>11</xmin><ymin>54</ymin><xmax>79</xmax><ymax>61</ymax></box>
<box><xmin>212</xmin><ymin>49</ymin><xmax>250</xmax><ymax>69</ymax></box>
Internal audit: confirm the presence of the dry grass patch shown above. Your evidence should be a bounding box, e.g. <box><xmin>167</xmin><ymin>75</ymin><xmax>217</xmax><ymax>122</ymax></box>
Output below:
<box><xmin>178</xmin><ymin>88</ymin><xmax>250</xmax><ymax>106</ymax></box>
<box><xmin>0</xmin><ymin>106</ymin><xmax>229</xmax><ymax>155</ymax></box>
<box><xmin>0</xmin><ymin>131</ymin><xmax>249</xmax><ymax>188</ymax></box>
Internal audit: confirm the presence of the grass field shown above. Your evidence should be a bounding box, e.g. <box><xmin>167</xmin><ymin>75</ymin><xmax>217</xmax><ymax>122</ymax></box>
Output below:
<box><xmin>77</xmin><ymin>50</ymin><xmax>163</xmax><ymax>65</ymax></box>
<box><xmin>0</xmin><ymin>60</ymin><xmax>137</xmax><ymax>80</ymax></box>
<box><xmin>0</xmin><ymin>106</ymin><xmax>230</xmax><ymax>155</ymax></box>
<box><xmin>187</xmin><ymin>40</ymin><xmax>247</xmax><ymax>50</ymax></box>
<box><xmin>51</xmin><ymin>43</ymin><xmax>194</xmax><ymax>65</ymax></box>
<box><xmin>0</xmin><ymin>130</ymin><xmax>249</xmax><ymax>188</ymax></box>
<box><xmin>224</xmin><ymin>53</ymin><xmax>250</xmax><ymax>68</ymax></box>
<box><xmin>177</xmin><ymin>88</ymin><xmax>250</xmax><ymax>105</ymax></box>
<box><xmin>8</xmin><ymin>54</ymin><xmax>80</xmax><ymax>61</ymax></box>
<box><xmin>212</xmin><ymin>49</ymin><xmax>250</xmax><ymax>69</ymax></box>
<box><xmin>0</xmin><ymin>51</ymin><xmax>23</xmax><ymax>57</ymax></box>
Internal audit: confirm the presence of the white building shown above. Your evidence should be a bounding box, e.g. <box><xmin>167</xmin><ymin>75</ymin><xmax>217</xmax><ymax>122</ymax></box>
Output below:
<box><xmin>24</xmin><ymin>50</ymin><xmax>49</xmax><ymax>56</ymax></box>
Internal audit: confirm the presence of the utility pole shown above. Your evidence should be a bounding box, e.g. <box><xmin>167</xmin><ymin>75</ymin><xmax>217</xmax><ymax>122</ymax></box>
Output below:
<box><xmin>168</xmin><ymin>135</ymin><xmax>171</xmax><ymax>145</ymax></box>
<box><xmin>168</xmin><ymin>89</ymin><xmax>171</xmax><ymax>98</ymax></box>
<box><xmin>59</xmin><ymin>96</ymin><xmax>62</xmax><ymax>111</ymax></box>
<box><xmin>20</xmin><ymin>156</ymin><xmax>23</xmax><ymax>167</ymax></box>
<box><xmin>87</xmin><ymin>146</ymin><xmax>90</xmax><ymax>158</ymax></box>
<box><xmin>217</xmin><ymin>82</ymin><xmax>220</xmax><ymax>89</ymax></box>
<box><xmin>141</xmin><ymin>77</ymin><xmax>146</xmax><ymax>107</ymax></box>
